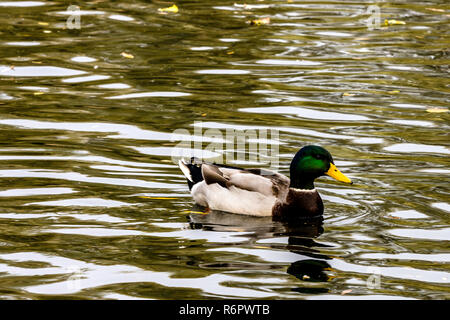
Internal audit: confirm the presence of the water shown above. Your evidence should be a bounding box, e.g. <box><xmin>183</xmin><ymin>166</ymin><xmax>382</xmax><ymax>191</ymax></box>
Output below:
<box><xmin>0</xmin><ymin>0</ymin><xmax>449</xmax><ymax>300</ymax></box>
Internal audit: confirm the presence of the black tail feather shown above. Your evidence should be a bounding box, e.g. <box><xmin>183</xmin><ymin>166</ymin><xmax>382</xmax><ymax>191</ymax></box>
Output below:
<box><xmin>185</xmin><ymin>157</ymin><xmax>204</xmax><ymax>190</ymax></box>
<box><xmin>180</xmin><ymin>157</ymin><xmax>247</xmax><ymax>190</ymax></box>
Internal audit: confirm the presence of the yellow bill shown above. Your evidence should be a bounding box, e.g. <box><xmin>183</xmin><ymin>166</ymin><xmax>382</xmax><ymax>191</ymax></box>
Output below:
<box><xmin>326</xmin><ymin>163</ymin><xmax>352</xmax><ymax>184</ymax></box>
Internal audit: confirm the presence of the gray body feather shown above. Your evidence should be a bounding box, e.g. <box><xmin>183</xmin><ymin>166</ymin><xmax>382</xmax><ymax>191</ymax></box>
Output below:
<box><xmin>179</xmin><ymin>159</ymin><xmax>288</xmax><ymax>216</ymax></box>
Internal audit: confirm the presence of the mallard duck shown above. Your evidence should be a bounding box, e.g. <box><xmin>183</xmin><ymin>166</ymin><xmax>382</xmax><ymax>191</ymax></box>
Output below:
<box><xmin>178</xmin><ymin>145</ymin><xmax>352</xmax><ymax>221</ymax></box>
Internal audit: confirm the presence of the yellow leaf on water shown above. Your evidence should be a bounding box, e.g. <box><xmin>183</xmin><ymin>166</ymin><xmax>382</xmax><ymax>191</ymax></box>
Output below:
<box><xmin>183</xmin><ymin>210</ymin><xmax>207</xmax><ymax>214</ymax></box>
<box><xmin>158</xmin><ymin>4</ymin><xmax>179</xmax><ymax>13</ymax></box>
<box><xmin>33</xmin><ymin>92</ymin><xmax>44</xmax><ymax>96</ymax></box>
<box><xmin>234</xmin><ymin>3</ymin><xmax>249</xmax><ymax>9</ymax></box>
<box><xmin>38</xmin><ymin>22</ymin><xmax>49</xmax><ymax>26</ymax></box>
<box><xmin>341</xmin><ymin>289</ymin><xmax>353</xmax><ymax>295</ymax></box>
<box><xmin>388</xmin><ymin>90</ymin><xmax>400</xmax><ymax>94</ymax></box>
<box><xmin>342</xmin><ymin>92</ymin><xmax>355</xmax><ymax>97</ymax></box>
<box><xmin>426</xmin><ymin>107</ymin><xmax>448</xmax><ymax>113</ymax></box>
<box><xmin>139</xmin><ymin>196</ymin><xmax>177</xmax><ymax>200</ymax></box>
<box><xmin>121</xmin><ymin>52</ymin><xmax>134</xmax><ymax>59</ymax></box>
<box><xmin>253</xmin><ymin>246</ymin><xmax>269</xmax><ymax>249</ymax></box>
<box><xmin>425</xmin><ymin>8</ymin><xmax>445</xmax><ymax>13</ymax></box>
<box><xmin>201</xmin><ymin>113</ymin><xmax>207</xmax><ymax>117</ymax></box>
<box><xmin>227</xmin><ymin>51</ymin><xmax>235</xmax><ymax>55</ymax></box>
<box><xmin>385</xmin><ymin>19</ymin><xmax>406</xmax><ymax>26</ymax></box>
<box><xmin>249</xmin><ymin>17</ymin><xmax>270</xmax><ymax>26</ymax></box>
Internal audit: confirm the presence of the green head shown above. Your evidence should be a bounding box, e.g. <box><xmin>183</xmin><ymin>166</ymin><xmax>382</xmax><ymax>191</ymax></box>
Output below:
<box><xmin>289</xmin><ymin>145</ymin><xmax>351</xmax><ymax>189</ymax></box>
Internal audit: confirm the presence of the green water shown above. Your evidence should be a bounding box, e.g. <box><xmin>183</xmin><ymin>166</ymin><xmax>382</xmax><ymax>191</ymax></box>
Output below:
<box><xmin>0</xmin><ymin>0</ymin><xmax>448</xmax><ymax>299</ymax></box>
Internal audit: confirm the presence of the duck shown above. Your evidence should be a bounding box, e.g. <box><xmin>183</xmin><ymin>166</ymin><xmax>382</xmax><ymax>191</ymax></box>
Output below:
<box><xmin>178</xmin><ymin>145</ymin><xmax>352</xmax><ymax>221</ymax></box>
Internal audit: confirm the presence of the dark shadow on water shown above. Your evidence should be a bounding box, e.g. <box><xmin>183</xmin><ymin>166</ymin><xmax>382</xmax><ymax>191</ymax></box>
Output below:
<box><xmin>186</xmin><ymin>205</ymin><xmax>333</xmax><ymax>295</ymax></box>
<box><xmin>187</xmin><ymin>205</ymin><xmax>325</xmax><ymax>235</ymax></box>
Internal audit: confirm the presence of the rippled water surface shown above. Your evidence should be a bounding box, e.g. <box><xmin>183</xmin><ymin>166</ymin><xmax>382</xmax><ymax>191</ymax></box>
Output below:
<box><xmin>0</xmin><ymin>0</ymin><xmax>449</xmax><ymax>299</ymax></box>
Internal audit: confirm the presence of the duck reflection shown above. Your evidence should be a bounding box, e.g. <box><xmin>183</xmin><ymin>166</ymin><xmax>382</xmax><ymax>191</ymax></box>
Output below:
<box><xmin>187</xmin><ymin>206</ymin><xmax>333</xmax><ymax>294</ymax></box>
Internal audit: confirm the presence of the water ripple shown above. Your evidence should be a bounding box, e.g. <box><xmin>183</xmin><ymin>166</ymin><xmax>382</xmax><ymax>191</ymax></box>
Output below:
<box><xmin>0</xmin><ymin>0</ymin><xmax>448</xmax><ymax>300</ymax></box>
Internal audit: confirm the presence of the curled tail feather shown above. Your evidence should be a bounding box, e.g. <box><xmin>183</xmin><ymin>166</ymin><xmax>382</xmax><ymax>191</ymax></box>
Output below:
<box><xmin>178</xmin><ymin>157</ymin><xmax>204</xmax><ymax>190</ymax></box>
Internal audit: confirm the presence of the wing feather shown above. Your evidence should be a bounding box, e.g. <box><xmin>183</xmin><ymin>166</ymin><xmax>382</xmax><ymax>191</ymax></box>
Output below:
<box><xmin>201</xmin><ymin>164</ymin><xmax>290</xmax><ymax>200</ymax></box>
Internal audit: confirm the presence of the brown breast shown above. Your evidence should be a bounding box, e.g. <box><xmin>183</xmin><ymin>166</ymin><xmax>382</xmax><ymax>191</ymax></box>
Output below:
<box><xmin>272</xmin><ymin>189</ymin><xmax>324</xmax><ymax>221</ymax></box>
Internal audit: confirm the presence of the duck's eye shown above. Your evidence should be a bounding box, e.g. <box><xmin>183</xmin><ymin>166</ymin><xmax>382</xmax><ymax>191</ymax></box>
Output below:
<box><xmin>314</xmin><ymin>154</ymin><xmax>323</xmax><ymax>160</ymax></box>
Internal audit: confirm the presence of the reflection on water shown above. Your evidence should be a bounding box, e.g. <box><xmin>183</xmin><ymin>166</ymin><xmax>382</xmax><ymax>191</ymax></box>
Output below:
<box><xmin>0</xmin><ymin>0</ymin><xmax>448</xmax><ymax>299</ymax></box>
<box><xmin>190</xmin><ymin>209</ymin><xmax>333</xmax><ymax>295</ymax></box>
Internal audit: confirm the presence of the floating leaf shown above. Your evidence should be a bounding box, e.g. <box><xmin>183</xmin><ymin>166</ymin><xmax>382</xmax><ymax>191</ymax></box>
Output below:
<box><xmin>385</xmin><ymin>19</ymin><xmax>406</xmax><ymax>26</ymax></box>
<box><xmin>249</xmin><ymin>17</ymin><xmax>270</xmax><ymax>26</ymax></box>
<box><xmin>342</xmin><ymin>92</ymin><xmax>355</xmax><ymax>97</ymax></box>
<box><xmin>253</xmin><ymin>246</ymin><xmax>270</xmax><ymax>250</ymax></box>
<box><xmin>302</xmin><ymin>275</ymin><xmax>311</xmax><ymax>280</ymax></box>
<box><xmin>182</xmin><ymin>210</ymin><xmax>206</xmax><ymax>214</ymax></box>
<box><xmin>425</xmin><ymin>8</ymin><xmax>445</xmax><ymax>13</ymax></box>
<box><xmin>234</xmin><ymin>3</ymin><xmax>249</xmax><ymax>9</ymax></box>
<box><xmin>38</xmin><ymin>22</ymin><xmax>49</xmax><ymax>26</ymax></box>
<box><xmin>158</xmin><ymin>4</ymin><xmax>179</xmax><ymax>13</ymax></box>
<box><xmin>426</xmin><ymin>107</ymin><xmax>448</xmax><ymax>113</ymax></box>
<box><xmin>33</xmin><ymin>92</ymin><xmax>44</xmax><ymax>96</ymax></box>
<box><xmin>341</xmin><ymin>289</ymin><xmax>353</xmax><ymax>295</ymax></box>
<box><xmin>227</xmin><ymin>51</ymin><xmax>235</xmax><ymax>55</ymax></box>
<box><xmin>201</xmin><ymin>113</ymin><xmax>207</xmax><ymax>117</ymax></box>
<box><xmin>388</xmin><ymin>90</ymin><xmax>400</xmax><ymax>94</ymax></box>
<box><xmin>139</xmin><ymin>196</ymin><xmax>177</xmax><ymax>200</ymax></box>
<box><xmin>121</xmin><ymin>52</ymin><xmax>134</xmax><ymax>59</ymax></box>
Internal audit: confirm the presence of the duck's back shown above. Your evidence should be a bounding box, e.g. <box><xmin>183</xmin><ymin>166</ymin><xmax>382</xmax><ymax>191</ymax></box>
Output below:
<box><xmin>179</xmin><ymin>158</ymin><xmax>291</xmax><ymax>216</ymax></box>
